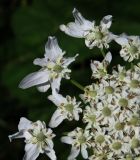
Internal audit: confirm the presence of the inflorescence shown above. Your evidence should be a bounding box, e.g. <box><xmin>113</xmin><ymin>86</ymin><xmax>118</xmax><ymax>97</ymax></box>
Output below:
<box><xmin>9</xmin><ymin>8</ymin><xmax>140</xmax><ymax>160</ymax></box>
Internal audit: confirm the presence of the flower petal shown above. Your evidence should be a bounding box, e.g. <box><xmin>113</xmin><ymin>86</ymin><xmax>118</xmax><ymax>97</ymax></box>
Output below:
<box><xmin>18</xmin><ymin>117</ymin><xmax>32</xmax><ymax>131</ymax></box>
<box><xmin>37</xmin><ymin>84</ymin><xmax>50</xmax><ymax>92</ymax></box>
<box><xmin>63</xmin><ymin>54</ymin><xmax>78</xmax><ymax>67</ymax></box>
<box><xmin>61</xmin><ymin>136</ymin><xmax>73</xmax><ymax>144</ymax></box>
<box><xmin>103</xmin><ymin>52</ymin><xmax>112</xmax><ymax>64</ymax></box>
<box><xmin>45</xmin><ymin>36</ymin><xmax>63</xmax><ymax>61</ymax></box>
<box><xmin>100</xmin><ymin>15</ymin><xmax>112</xmax><ymax>29</ymax></box>
<box><xmin>72</xmin><ymin>8</ymin><xmax>92</xmax><ymax>28</ymax></box>
<box><xmin>23</xmin><ymin>143</ymin><xmax>39</xmax><ymax>160</ymax></box>
<box><xmin>33</xmin><ymin>58</ymin><xmax>47</xmax><ymax>67</ymax></box>
<box><xmin>81</xmin><ymin>144</ymin><xmax>88</xmax><ymax>159</ymax></box>
<box><xmin>51</xmin><ymin>76</ymin><xmax>61</xmax><ymax>93</ymax></box>
<box><xmin>60</xmin><ymin>8</ymin><xmax>93</xmax><ymax>38</ymax></box>
<box><xmin>115</xmin><ymin>36</ymin><xmax>128</xmax><ymax>45</ymax></box>
<box><xmin>49</xmin><ymin>109</ymin><xmax>64</xmax><ymax>128</ymax></box>
<box><xmin>44</xmin><ymin>147</ymin><xmax>56</xmax><ymax>160</ymax></box>
<box><xmin>68</xmin><ymin>146</ymin><xmax>80</xmax><ymax>160</ymax></box>
<box><xmin>48</xmin><ymin>92</ymin><xmax>67</xmax><ymax>106</ymax></box>
<box><xmin>8</xmin><ymin>131</ymin><xmax>24</xmax><ymax>142</ymax></box>
<box><xmin>19</xmin><ymin>70</ymin><xmax>50</xmax><ymax>89</ymax></box>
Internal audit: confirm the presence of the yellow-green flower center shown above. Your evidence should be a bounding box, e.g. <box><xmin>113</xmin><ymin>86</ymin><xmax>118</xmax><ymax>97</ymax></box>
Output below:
<box><xmin>115</xmin><ymin>122</ymin><xmax>125</xmax><ymax>130</ymax></box>
<box><xmin>129</xmin><ymin>116</ymin><xmax>139</xmax><ymax>126</ymax></box>
<box><xmin>130</xmin><ymin>80</ymin><xmax>139</xmax><ymax>88</ymax></box>
<box><xmin>131</xmin><ymin>138</ymin><xmax>140</xmax><ymax>149</ymax></box>
<box><xmin>119</xmin><ymin>72</ymin><xmax>126</xmax><ymax>81</ymax></box>
<box><xmin>88</xmin><ymin>114</ymin><xmax>96</xmax><ymax>123</ymax></box>
<box><xmin>53</xmin><ymin>65</ymin><xmax>63</xmax><ymax>73</ymax></box>
<box><xmin>125</xmin><ymin>154</ymin><xmax>133</xmax><ymax>160</ymax></box>
<box><xmin>102</xmin><ymin>107</ymin><xmax>111</xmax><ymax>116</ymax></box>
<box><xmin>88</xmin><ymin>90</ymin><xmax>97</xmax><ymax>97</ymax></box>
<box><xmin>95</xmin><ymin>135</ymin><xmax>105</xmax><ymax>144</ymax></box>
<box><xmin>112</xmin><ymin>142</ymin><xmax>122</xmax><ymax>150</ymax></box>
<box><xmin>119</xmin><ymin>98</ymin><xmax>128</xmax><ymax>107</ymax></box>
<box><xmin>95</xmin><ymin>31</ymin><xmax>104</xmax><ymax>40</ymax></box>
<box><xmin>78</xmin><ymin>136</ymin><xmax>86</xmax><ymax>144</ymax></box>
<box><xmin>129</xmin><ymin>45</ymin><xmax>138</xmax><ymax>54</ymax></box>
<box><xmin>65</xmin><ymin>104</ymin><xmax>74</xmax><ymax>113</ymax></box>
<box><xmin>99</xmin><ymin>69</ymin><xmax>107</xmax><ymax>76</ymax></box>
<box><xmin>36</xmin><ymin>132</ymin><xmax>46</xmax><ymax>142</ymax></box>
<box><xmin>105</xmin><ymin>86</ymin><xmax>114</xmax><ymax>94</ymax></box>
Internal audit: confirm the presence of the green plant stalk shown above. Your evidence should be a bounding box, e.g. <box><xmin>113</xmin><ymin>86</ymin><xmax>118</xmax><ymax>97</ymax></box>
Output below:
<box><xmin>100</xmin><ymin>48</ymin><xmax>105</xmax><ymax>58</ymax></box>
<box><xmin>70</xmin><ymin>79</ymin><xmax>84</xmax><ymax>91</ymax></box>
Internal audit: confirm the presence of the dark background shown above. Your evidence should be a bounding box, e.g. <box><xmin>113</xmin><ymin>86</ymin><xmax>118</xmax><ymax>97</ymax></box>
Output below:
<box><xmin>0</xmin><ymin>0</ymin><xmax>140</xmax><ymax>159</ymax></box>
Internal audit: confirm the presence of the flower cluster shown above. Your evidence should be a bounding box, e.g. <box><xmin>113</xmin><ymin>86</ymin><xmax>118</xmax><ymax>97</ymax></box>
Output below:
<box><xmin>9</xmin><ymin>8</ymin><xmax>140</xmax><ymax>160</ymax></box>
<box><xmin>81</xmin><ymin>59</ymin><xmax>140</xmax><ymax>159</ymax></box>
<box><xmin>9</xmin><ymin>117</ymin><xmax>56</xmax><ymax>160</ymax></box>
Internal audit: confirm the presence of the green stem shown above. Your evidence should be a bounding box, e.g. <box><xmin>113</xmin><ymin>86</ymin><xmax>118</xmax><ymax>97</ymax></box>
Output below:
<box><xmin>131</xmin><ymin>62</ymin><xmax>134</xmax><ymax>70</ymax></box>
<box><xmin>70</xmin><ymin>79</ymin><xmax>84</xmax><ymax>91</ymax></box>
<box><xmin>100</xmin><ymin>48</ymin><xmax>105</xmax><ymax>58</ymax></box>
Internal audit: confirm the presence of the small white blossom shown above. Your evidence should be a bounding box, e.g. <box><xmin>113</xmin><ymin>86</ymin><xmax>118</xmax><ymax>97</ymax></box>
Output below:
<box><xmin>19</xmin><ymin>36</ymin><xmax>78</xmax><ymax>93</ymax></box>
<box><xmin>115</xmin><ymin>34</ymin><xmax>140</xmax><ymax>62</ymax></box>
<box><xmin>48</xmin><ymin>91</ymin><xmax>82</xmax><ymax>128</ymax></box>
<box><xmin>112</xmin><ymin>64</ymin><xmax>127</xmax><ymax>83</ymax></box>
<box><xmin>60</xmin><ymin>8</ymin><xmax>115</xmax><ymax>49</ymax></box>
<box><xmin>91</xmin><ymin>52</ymin><xmax>112</xmax><ymax>79</ymax></box>
<box><xmin>83</xmin><ymin>105</ymin><xmax>99</xmax><ymax>129</ymax></box>
<box><xmin>9</xmin><ymin>117</ymin><xmax>56</xmax><ymax>160</ymax></box>
<box><xmin>61</xmin><ymin>127</ymin><xmax>92</xmax><ymax>159</ymax></box>
<box><xmin>80</xmin><ymin>83</ymin><xmax>100</xmax><ymax>104</ymax></box>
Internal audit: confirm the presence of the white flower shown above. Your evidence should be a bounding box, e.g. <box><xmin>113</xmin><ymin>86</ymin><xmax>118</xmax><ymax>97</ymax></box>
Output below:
<box><xmin>61</xmin><ymin>127</ymin><xmax>92</xmax><ymax>159</ymax></box>
<box><xmin>48</xmin><ymin>91</ymin><xmax>82</xmax><ymax>128</ymax></box>
<box><xmin>8</xmin><ymin>117</ymin><xmax>56</xmax><ymax>160</ymax></box>
<box><xmin>83</xmin><ymin>105</ymin><xmax>100</xmax><ymax>129</ymax></box>
<box><xmin>60</xmin><ymin>8</ymin><xmax>114</xmax><ymax>49</ymax></box>
<box><xmin>124</xmin><ymin>67</ymin><xmax>140</xmax><ymax>94</ymax></box>
<box><xmin>94</xmin><ymin>101</ymin><xmax>119</xmax><ymax>126</ymax></box>
<box><xmin>99</xmin><ymin>78</ymin><xmax>121</xmax><ymax>103</ymax></box>
<box><xmin>115</xmin><ymin>34</ymin><xmax>140</xmax><ymax>62</ymax></box>
<box><xmin>91</xmin><ymin>52</ymin><xmax>112</xmax><ymax>79</ymax></box>
<box><xmin>19</xmin><ymin>36</ymin><xmax>78</xmax><ymax>93</ymax></box>
<box><xmin>80</xmin><ymin>83</ymin><xmax>100</xmax><ymax>104</ymax></box>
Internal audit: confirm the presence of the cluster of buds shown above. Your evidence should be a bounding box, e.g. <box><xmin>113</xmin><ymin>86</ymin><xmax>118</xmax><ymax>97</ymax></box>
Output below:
<box><xmin>9</xmin><ymin>8</ymin><xmax>140</xmax><ymax>160</ymax></box>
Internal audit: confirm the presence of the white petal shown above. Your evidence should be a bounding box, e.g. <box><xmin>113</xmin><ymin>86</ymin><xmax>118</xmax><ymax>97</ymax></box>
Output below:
<box><xmin>37</xmin><ymin>84</ymin><xmax>50</xmax><ymax>92</ymax></box>
<box><xmin>115</xmin><ymin>36</ymin><xmax>128</xmax><ymax>45</ymax></box>
<box><xmin>45</xmin><ymin>36</ymin><xmax>63</xmax><ymax>61</ymax></box>
<box><xmin>90</xmin><ymin>61</ymin><xmax>100</xmax><ymax>71</ymax></box>
<box><xmin>60</xmin><ymin>8</ymin><xmax>93</xmax><ymax>38</ymax></box>
<box><xmin>68</xmin><ymin>146</ymin><xmax>80</xmax><ymax>160</ymax></box>
<box><xmin>23</xmin><ymin>144</ymin><xmax>39</xmax><ymax>160</ymax></box>
<box><xmin>63</xmin><ymin>54</ymin><xmax>78</xmax><ymax>67</ymax></box>
<box><xmin>104</xmin><ymin>52</ymin><xmax>112</xmax><ymax>64</ymax></box>
<box><xmin>48</xmin><ymin>92</ymin><xmax>66</xmax><ymax>106</ymax></box>
<box><xmin>8</xmin><ymin>131</ymin><xmax>24</xmax><ymax>142</ymax></box>
<box><xmin>100</xmin><ymin>15</ymin><xmax>112</xmax><ymax>29</ymax></box>
<box><xmin>61</xmin><ymin>136</ymin><xmax>73</xmax><ymax>144</ymax></box>
<box><xmin>60</xmin><ymin>24</ymin><xmax>85</xmax><ymax>38</ymax></box>
<box><xmin>33</xmin><ymin>58</ymin><xmax>47</xmax><ymax>67</ymax></box>
<box><xmin>72</xmin><ymin>8</ymin><xmax>93</xmax><ymax>30</ymax></box>
<box><xmin>18</xmin><ymin>117</ymin><xmax>32</xmax><ymax>131</ymax></box>
<box><xmin>47</xmin><ymin>139</ymin><xmax>54</xmax><ymax>148</ymax></box>
<box><xmin>44</xmin><ymin>147</ymin><xmax>56</xmax><ymax>160</ymax></box>
<box><xmin>51</xmin><ymin>77</ymin><xmax>61</xmax><ymax>93</ymax></box>
<box><xmin>73</xmin><ymin>110</ymin><xmax>80</xmax><ymax>121</ymax></box>
<box><xmin>19</xmin><ymin>70</ymin><xmax>49</xmax><ymax>89</ymax></box>
<box><xmin>49</xmin><ymin>109</ymin><xmax>64</xmax><ymax>128</ymax></box>
<box><xmin>81</xmin><ymin>144</ymin><xmax>88</xmax><ymax>159</ymax></box>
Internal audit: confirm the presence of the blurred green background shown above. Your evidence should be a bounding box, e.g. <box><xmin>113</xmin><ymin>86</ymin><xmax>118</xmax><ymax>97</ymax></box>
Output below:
<box><xmin>0</xmin><ymin>0</ymin><xmax>140</xmax><ymax>159</ymax></box>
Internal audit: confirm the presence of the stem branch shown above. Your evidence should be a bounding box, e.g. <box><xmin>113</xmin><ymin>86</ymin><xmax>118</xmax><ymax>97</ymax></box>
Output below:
<box><xmin>70</xmin><ymin>79</ymin><xmax>84</xmax><ymax>91</ymax></box>
<box><xmin>100</xmin><ymin>48</ymin><xmax>105</xmax><ymax>58</ymax></box>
